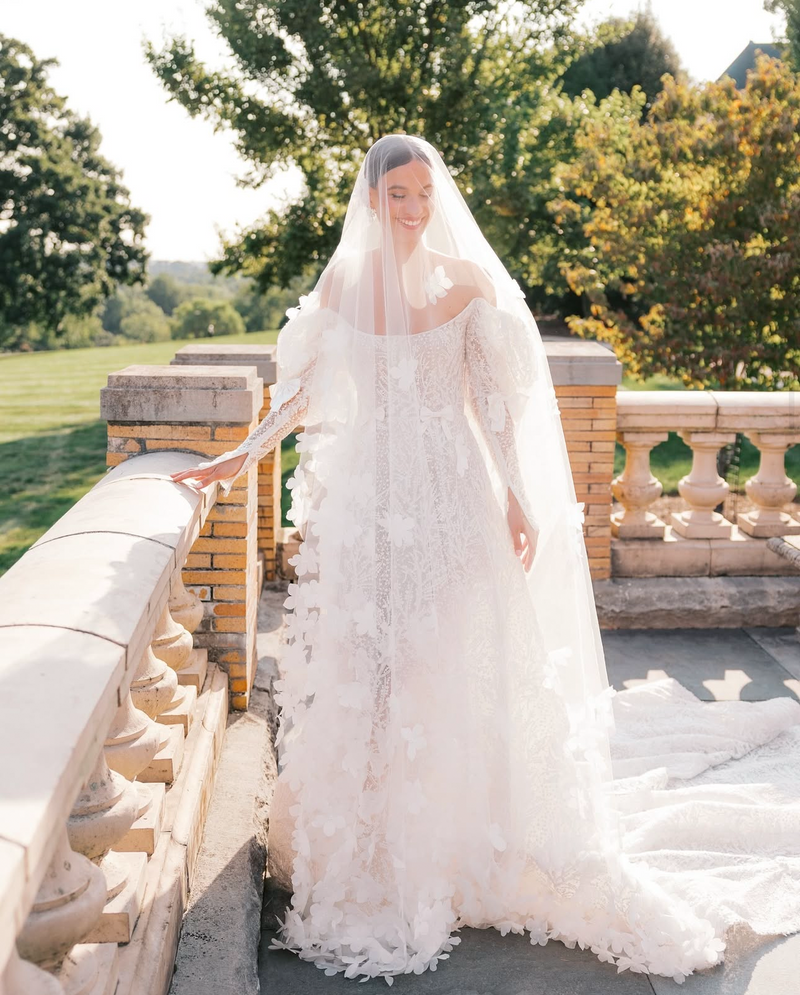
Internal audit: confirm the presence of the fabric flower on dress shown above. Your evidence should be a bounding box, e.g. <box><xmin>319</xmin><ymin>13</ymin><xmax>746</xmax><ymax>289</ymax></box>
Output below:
<box><xmin>423</xmin><ymin>264</ymin><xmax>454</xmax><ymax>305</ymax></box>
<box><xmin>401</xmin><ymin>723</ymin><xmax>427</xmax><ymax>760</ymax></box>
<box><xmin>288</xmin><ymin>540</ymin><xmax>317</xmax><ymax>578</ymax></box>
<box><xmin>389</xmin><ymin>357</ymin><xmax>417</xmax><ymax>390</ymax></box>
<box><xmin>285</xmin><ymin>290</ymin><xmax>320</xmax><ymax>321</ymax></box>
<box><xmin>379</xmin><ymin>512</ymin><xmax>415</xmax><ymax>547</ymax></box>
<box><xmin>509</xmin><ymin>279</ymin><xmax>526</xmax><ymax>299</ymax></box>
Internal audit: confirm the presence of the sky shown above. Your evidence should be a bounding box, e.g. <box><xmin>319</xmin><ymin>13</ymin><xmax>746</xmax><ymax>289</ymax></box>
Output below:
<box><xmin>1</xmin><ymin>1</ymin><xmax>788</xmax><ymax>262</ymax></box>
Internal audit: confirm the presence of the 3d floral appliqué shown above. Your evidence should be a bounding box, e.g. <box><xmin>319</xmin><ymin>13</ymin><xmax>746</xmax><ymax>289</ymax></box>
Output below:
<box><xmin>423</xmin><ymin>265</ymin><xmax>454</xmax><ymax>305</ymax></box>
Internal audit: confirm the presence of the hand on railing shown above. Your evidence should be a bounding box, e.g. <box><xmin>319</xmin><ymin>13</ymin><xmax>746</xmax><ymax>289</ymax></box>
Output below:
<box><xmin>170</xmin><ymin>453</ymin><xmax>247</xmax><ymax>491</ymax></box>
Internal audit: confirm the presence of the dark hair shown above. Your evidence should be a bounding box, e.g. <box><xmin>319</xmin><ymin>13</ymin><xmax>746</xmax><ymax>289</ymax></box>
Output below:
<box><xmin>365</xmin><ymin>135</ymin><xmax>432</xmax><ymax>188</ymax></box>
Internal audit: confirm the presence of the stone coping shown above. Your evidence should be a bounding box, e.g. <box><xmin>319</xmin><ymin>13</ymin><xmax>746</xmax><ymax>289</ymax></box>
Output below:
<box><xmin>617</xmin><ymin>389</ymin><xmax>800</xmax><ymax>432</ymax></box>
<box><xmin>171</xmin><ymin>344</ymin><xmax>277</xmax><ymax>384</ymax></box>
<box><xmin>0</xmin><ymin>452</ymin><xmax>216</xmax><ymax>975</ymax></box>
<box><xmin>169</xmin><ymin>338</ymin><xmax>624</xmax><ymax>389</ymax></box>
<box><xmin>101</xmin><ymin>365</ymin><xmax>264</xmax><ymax>424</ymax></box>
<box><xmin>541</xmin><ymin>339</ymin><xmax>622</xmax><ymax>387</ymax></box>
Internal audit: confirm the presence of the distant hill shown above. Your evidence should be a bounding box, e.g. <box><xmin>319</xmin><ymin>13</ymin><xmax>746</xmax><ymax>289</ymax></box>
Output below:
<box><xmin>149</xmin><ymin>260</ymin><xmax>247</xmax><ymax>290</ymax></box>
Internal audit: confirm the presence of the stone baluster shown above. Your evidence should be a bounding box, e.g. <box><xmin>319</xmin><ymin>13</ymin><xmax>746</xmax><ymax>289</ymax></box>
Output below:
<box><xmin>67</xmin><ymin>751</ymin><xmax>145</xmax><ymax>945</ymax></box>
<box><xmin>151</xmin><ymin>604</ymin><xmax>197</xmax><ymax>733</ymax></box>
<box><xmin>670</xmin><ymin>431</ymin><xmax>738</xmax><ymax>538</ymax></box>
<box><xmin>169</xmin><ymin>572</ymin><xmax>204</xmax><ymax>633</ymax></box>
<box><xmin>738</xmin><ymin>432</ymin><xmax>800</xmax><ymax>537</ymax></box>
<box><xmin>104</xmin><ymin>694</ymin><xmax>163</xmax><ymax>783</ymax></box>
<box><xmin>611</xmin><ymin>431</ymin><xmax>669</xmax><ymax>538</ymax></box>
<box><xmin>15</xmin><ymin>829</ymin><xmax>108</xmax><ymax>991</ymax></box>
<box><xmin>1</xmin><ymin>949</ymin><xmax>65</xmax><ymax>995</ymax></box>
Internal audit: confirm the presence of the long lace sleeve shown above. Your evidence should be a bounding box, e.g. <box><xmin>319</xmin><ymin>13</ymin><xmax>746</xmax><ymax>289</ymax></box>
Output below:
<box><xmin>194</xmin><ymin>360</ymin><xmax>316</xmax><ymax>496</ymax></box>
<box><xmin>465</xmin><ymin>308</ymin><xmax>539</xmax><ymax>532</ymax></box>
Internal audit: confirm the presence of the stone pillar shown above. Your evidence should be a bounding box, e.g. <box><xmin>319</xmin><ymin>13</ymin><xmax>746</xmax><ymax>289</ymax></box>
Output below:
<box><xmin>171</xmin><ymin>344</ymin><xmax>282</xmax><ymax>582</ymax></box>
<box><xmin>100</xmin><ymin>365</ymin><xmax>263</xmax><ymax>709</ymax></box>
<box><xmin>544</xmin><ymin>339</ymin><xmax>623</xmax><ymax>581</ymax></box>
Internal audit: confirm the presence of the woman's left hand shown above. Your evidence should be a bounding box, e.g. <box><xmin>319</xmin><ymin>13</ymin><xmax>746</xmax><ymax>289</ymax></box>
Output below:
<box><xmin>507</xmin><ymin>487</ymin><xmax>538</xmax><ymax>572</ymax></box>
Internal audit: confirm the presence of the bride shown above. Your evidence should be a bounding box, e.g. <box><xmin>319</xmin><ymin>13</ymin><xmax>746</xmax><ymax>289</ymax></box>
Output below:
<box><xmin>171</xmin><ymin>134</ymin><xmax>800</xmax><ymax>985</ymax></box>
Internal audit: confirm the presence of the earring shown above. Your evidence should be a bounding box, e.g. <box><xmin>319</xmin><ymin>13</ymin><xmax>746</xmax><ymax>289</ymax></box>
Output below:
<box><xmin>369</xmin><ymin>207</ymin><xmax>378</xmax><ymax>222</ymax></box>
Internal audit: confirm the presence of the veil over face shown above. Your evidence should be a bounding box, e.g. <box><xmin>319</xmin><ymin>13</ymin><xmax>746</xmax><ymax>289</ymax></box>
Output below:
<box><xmin>264</xmin><ymin>134</ymin><xmax>731</xmax><ymax>984</ymax></box>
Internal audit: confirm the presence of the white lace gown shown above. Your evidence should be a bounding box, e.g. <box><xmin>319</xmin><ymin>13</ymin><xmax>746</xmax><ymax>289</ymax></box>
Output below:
<box><xmin>204</xmin><ymin>297</ymin><xmax>800</xmax><ymax>985</ymax></box>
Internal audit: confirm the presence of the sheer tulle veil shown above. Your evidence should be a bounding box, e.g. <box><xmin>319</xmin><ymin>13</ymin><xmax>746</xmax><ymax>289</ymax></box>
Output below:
<box><xmin>262</xmin><ymin>134</ymin><xmax>728</xmax><ymax>982</ymax></box>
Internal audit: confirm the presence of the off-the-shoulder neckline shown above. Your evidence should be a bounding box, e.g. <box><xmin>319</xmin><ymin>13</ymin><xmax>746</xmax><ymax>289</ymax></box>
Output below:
<box><xmin>318</xmin><ymin>295</ymin><xmax>496</xmax><ymax>338</ymax></box>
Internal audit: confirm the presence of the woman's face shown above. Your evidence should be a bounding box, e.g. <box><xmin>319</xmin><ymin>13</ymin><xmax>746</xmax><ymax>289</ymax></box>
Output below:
<box><xmin>369</xmin><ymin>158</ymin><xmax>434</xmax><ymax>245</ymax></box>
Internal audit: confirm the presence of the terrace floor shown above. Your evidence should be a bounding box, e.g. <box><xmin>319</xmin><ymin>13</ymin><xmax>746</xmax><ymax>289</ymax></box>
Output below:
<box><xmin>176</xmin><ymin>588</ymin><xmax>800</xmax><ymax>995</ymax></box>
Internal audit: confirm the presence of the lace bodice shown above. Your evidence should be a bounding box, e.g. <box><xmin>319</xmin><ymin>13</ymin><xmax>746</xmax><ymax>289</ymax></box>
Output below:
<box><xmin>200</xmin><ymin>297</ymin><xmax>538</xmax><ymax>531</ymax></box>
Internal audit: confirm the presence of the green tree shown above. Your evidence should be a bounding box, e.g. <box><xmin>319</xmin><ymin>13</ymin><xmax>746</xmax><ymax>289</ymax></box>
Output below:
<box><xmin>549</xmin><ymin>55</ymin><xmax>800</xmax><ymax>389</ymax></box>
<box><xmin>119</xmin><ymin>297</ymin><xmax>172</xmax><ymax>342</ymax></box>
<box><xmin>145</xmin><ymin>0</ymin><xmax>585</xmax><ymax>292</ymax></box>
<box><xmin>146</xmin><ymin>273</ymin><xmax>184</xmax><ymax>315</ymax></box>
<box><xmin>171</xmin><ymin>298</ymin><xmax>246</xmax><ymax>339</ymax></box>
<box><xmin>0</xmin><ymin>36</ymin><xmax>149</xmax><ymax>348</ymax></box>
<box><xmin>765</xmin><ymin>0</ymin><xmax>800</xmax><ymax>68</ymax></box>
<box><xmin>560</xmin><ymin>5</ymin><xmax>683</xmax><ymax>112</ymax></box>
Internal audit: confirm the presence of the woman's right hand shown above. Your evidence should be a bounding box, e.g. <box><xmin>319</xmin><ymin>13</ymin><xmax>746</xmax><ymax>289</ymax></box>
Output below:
<box><xmin>170</xmin><ymin>453</ymin><xmax>247</xmax><ymax>491</ymax></box>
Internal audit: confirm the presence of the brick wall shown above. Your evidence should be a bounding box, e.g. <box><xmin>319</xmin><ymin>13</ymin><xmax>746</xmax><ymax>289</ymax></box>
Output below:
<box><xmin>101</xmin><ymin>365</ymin><xmax>262</xmax><ymax>709</ymax></box>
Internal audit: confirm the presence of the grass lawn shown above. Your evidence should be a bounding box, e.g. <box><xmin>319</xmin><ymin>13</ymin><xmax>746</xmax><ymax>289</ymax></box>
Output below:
<box><xmin>0</xmin><ymin>330</ymin><xmax>280</xmax><ymax>575</ymax></box>
<box><xmin>1</xmin><ymin>344</ymin><xmax>798</xmax><ymax>576</ymax></box>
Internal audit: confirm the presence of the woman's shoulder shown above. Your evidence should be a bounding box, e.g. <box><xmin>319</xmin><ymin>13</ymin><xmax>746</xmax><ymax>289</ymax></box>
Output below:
<box><xmin>429</xmin><ymin>251</ymin><xmax>497</xmax><ymax>307</ymax></box>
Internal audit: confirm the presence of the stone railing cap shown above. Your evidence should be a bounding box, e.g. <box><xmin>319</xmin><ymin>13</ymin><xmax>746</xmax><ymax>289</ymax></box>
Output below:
<box><xmin>105</xmin><ymin>364</ymin><xmax>262</xmax><ymax>390</ymax></box>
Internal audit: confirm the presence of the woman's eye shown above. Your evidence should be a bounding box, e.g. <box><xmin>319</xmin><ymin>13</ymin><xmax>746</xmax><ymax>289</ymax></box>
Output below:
<box><xmin>390</xmin><ymin>194</ymin><xmax>405</xmax><ymax>200</ymax></box>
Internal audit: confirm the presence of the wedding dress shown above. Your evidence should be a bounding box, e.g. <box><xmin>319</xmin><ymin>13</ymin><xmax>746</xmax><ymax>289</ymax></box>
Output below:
<box><xmin>190</xmin><ymin>135</ymin><xmax>800</xmax><ymax>986</ymax></box>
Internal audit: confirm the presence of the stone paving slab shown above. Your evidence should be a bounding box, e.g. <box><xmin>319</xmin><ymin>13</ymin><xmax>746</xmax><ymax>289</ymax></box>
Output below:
<box><xmin>260</xmin><ymin>907</ymin><xmax>654</xmax><ymax>994</ymax></box>
<box><xmin>601</xmin><ymin>627</ymin><xmax>800</xmax><ymax>702</ymax></box>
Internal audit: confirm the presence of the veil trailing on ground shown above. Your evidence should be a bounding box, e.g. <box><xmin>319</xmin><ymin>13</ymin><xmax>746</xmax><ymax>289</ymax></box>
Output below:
<box><xmin>195</xmin><ymin>135</ymin><xmax>790</xmax><ymax>983</ymax></box>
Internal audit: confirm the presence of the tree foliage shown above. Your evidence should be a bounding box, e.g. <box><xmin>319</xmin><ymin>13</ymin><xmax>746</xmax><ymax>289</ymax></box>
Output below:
<box><xmin>145</xmin><ymin>0</ymin><xmax>584</xmax><ymax>292</ymax></box>
<box><xmin>171</xmin><ymin>298</ymin><xmax>246</xmax><ymax>339</ymax></box>
<box><xmin>550</xmin><ymin>55</ymin><xmax>800</xmax><ymax>389</ymax></box>
<box><xmin>0</xmin><ymin>36</ymin><xmax>149</xmax><ymax>348</ymax></box>
<box><xmin>560</xmin><ymin>5</ymin><xmax>683</xmax><ymax>111</ymax></box>
<box><xmin>765</xmin><ymin>0</ymin><xmax>800</xmax><ymax>68</ymax></box>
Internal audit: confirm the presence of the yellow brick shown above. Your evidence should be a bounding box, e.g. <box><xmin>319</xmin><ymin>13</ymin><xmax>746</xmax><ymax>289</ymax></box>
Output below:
<box><xmin>106</xmin><ymin>453</ymin><xmax>128</xmax><ymax>466</ymax></box>
<box><xmin>591</xmin><ymin>441</ymin><xmax>617</xmax><ymax>453</ymax></box>
<box><xmin>591</xmin><ymin>419</ymin><xmax>617</xmax><ymax>432</ymax></box>
<box><xmin>565</xmin><ymin>440</ymin><xmax>590</xmax><ymax>452</ymax></box>
<box><xmin>220</xmin><ymin>650</ymin><xmax>246</xmax><ymax>664</ymax></box>
<box><xmin>116</xmin><ymin>424</ymin><xmax>212</xmax><ymax>440</ymax></box>
<box><xmin>229</xmin><ymin>677</ymin><xmax>249</xmax><ymax>693</ymax></box>
<box><xmin>228</xmin><ymin>663</ymin><xmax>248</xmax><ymax>678</ymax></box>
<box><xmin>192</xmin><ymin>537</ymin><xmax>246</xmax><ymax>555</ymax></box>
<box><xmin>556</xmin><ymin>385</ymin><xmax>617</xmax><ymax>396</ymax></box>
<box><xmin>214</xmin><ymin>617</ymin><xmax>247</xmax><ymax>633</ymax></box>
<box><xmin>213</xmin><ymin>554</ymin><xmax>247</xmax><ymax>569</ymax></box>
<box><xmin>230</xmin><ymin>693</ymin><xmax>249</xmax><ymax>710</ymax></box>
<box><xmin>213</xmin><ymin>426</ymin><xmax>252</xmax><ymax>441</ymax></box>
<box><xmin>207</xmin><ymin>504</ymin><xmax>248</xmax><ymax>523</ymax></box>
<box><xmin>184</xmin><ymin>553</ymin><xmax>211</xmax><ymax>569</ymax></box>
<box><xmin>212</xmin><ymin>602</ymin><xmax>247</xmax><ymax>617</ymax></box>
<box><xmin>213</xmin><ymin>586</ymin><xmax>247</xmax><ymax>601</ymax></box>
<box><xmin>564</xmin><ymin>430</ymin><xmax>617</xmax><ymax>442</ymax></box>
<box><xmin>212</xmin><ymin>522</ymin><xmax>248</xmax><ymax>538</ymax></box>
<box><xmin>182</xmin><ymin>570</ymin><xmax>246</xmax><ymax>585</ymax></box>
<box><xmin>199</xmin><ymin>522</ymin><xmax>212</xmax><ymax>537</ymax></box>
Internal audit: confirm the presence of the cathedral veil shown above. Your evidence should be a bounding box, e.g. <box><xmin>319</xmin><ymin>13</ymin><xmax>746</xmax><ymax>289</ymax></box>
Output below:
<box><xmin>257</xmin><ymin>134</ymin><xmax>730</xmax><ymax>983</ymax></box>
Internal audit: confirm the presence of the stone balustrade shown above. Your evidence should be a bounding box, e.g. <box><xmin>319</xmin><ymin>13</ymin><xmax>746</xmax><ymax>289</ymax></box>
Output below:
<box><xmin>0</xmin><ymin>365</ymin><xmax>262</xmax><ymax>994</ymax></box>
<box><xmin>596</xmin><ymin>390</ymin><xmax>800</xmax><ymax>628</ymax></box>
